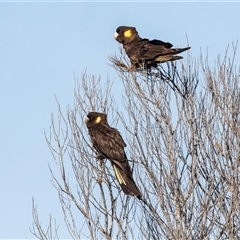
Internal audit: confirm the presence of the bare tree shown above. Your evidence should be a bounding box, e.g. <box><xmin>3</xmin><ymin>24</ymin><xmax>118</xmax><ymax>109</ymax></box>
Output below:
<box><xmin>31</xmin><ymin>44</ymin><xmax>240</xmax><ymax>239</ymax></box>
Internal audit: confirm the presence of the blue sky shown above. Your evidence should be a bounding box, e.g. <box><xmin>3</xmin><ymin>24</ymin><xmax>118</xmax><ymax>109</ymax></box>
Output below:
<box><xmin>0</xmin><ymin>2</ymin><xmax>240</xmax><ymax>238</ymax></box>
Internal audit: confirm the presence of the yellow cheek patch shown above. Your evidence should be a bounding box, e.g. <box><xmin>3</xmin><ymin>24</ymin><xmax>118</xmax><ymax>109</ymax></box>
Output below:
<box><xmin>95</xmin><ymin>116</ymin><xmax>101</xmax><ymax>123</ymax></box>
<box><xmin>124</xmin><ymin>30</ymin><xmax>132</xmax><ymax>38</ymax></box>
